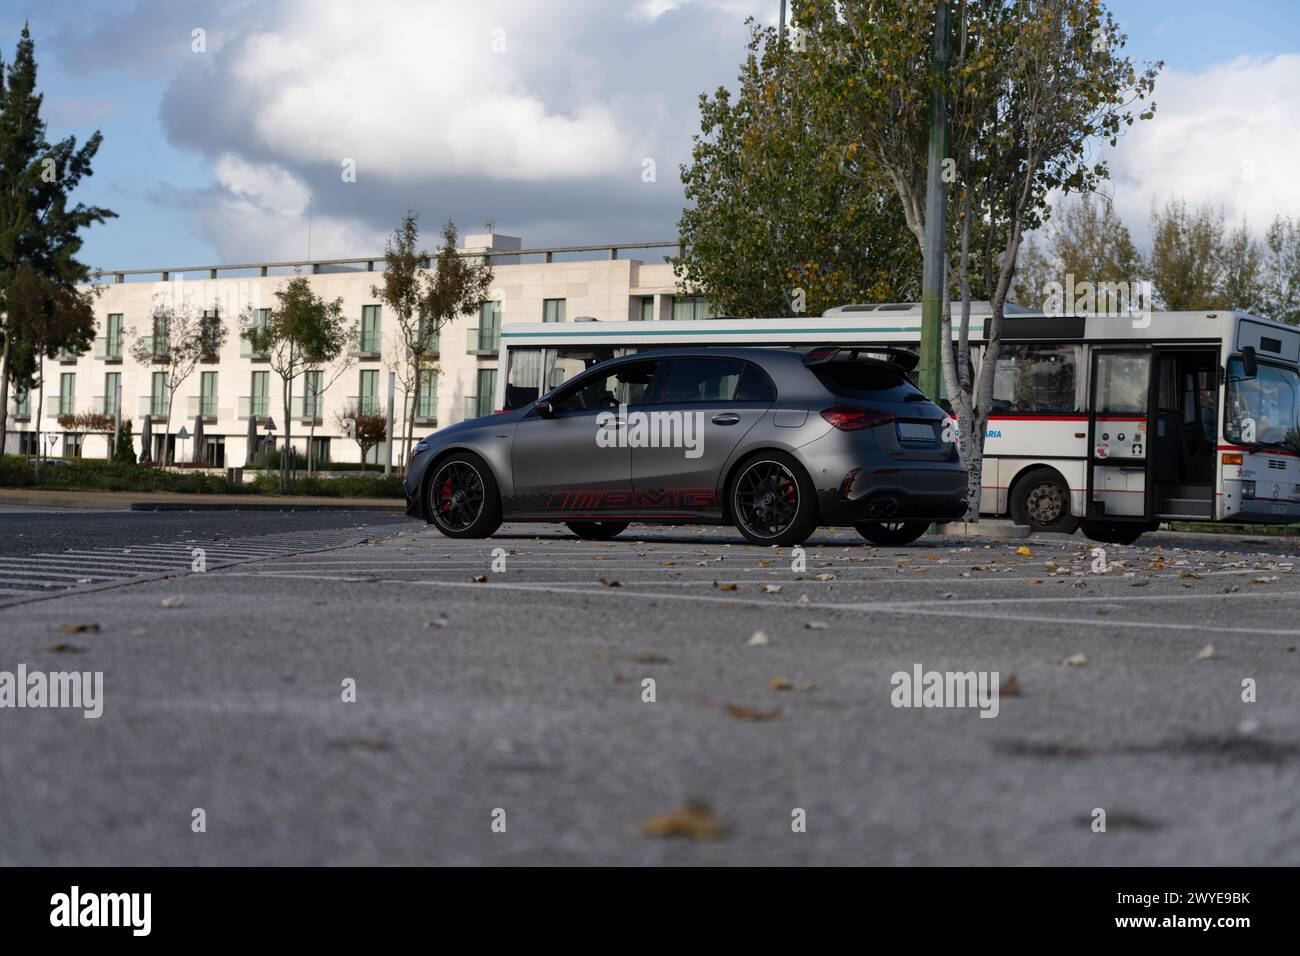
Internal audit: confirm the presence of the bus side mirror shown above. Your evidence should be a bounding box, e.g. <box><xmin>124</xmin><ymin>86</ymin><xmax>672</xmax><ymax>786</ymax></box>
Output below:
<box><xmin>534</xmin><ymin>400</ymin><xmax>555</xmax><ymax>419</ymax></box>
<box><xmin>1241</xmin><ymin>346</ymin><xmax>1258</xmax><ymax>378</ymax></box>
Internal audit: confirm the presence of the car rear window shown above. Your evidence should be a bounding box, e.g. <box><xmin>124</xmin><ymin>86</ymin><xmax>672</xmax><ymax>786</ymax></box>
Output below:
<box><xmin>811</xmin><ymin>360</ymin><xmax>924</xmax><ymax>402</ymax></box>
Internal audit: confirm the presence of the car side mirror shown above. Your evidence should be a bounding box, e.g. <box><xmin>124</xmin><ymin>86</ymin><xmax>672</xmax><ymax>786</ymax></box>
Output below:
<box><xmin>534</xmin><ymin>400</ymin><xmax>555</xmax><ymax>418</ymax></box>
<box><xmin>1241</xmin><ymin>346</ymin><xmax>1258</xmax><ymax>379</ymax></box>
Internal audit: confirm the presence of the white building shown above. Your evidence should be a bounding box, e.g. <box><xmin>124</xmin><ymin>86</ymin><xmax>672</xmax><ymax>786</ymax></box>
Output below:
<box><xmin>3</xmin><ymin>234</ymin><xmax>703</xmax><ymax>467</ymax></box>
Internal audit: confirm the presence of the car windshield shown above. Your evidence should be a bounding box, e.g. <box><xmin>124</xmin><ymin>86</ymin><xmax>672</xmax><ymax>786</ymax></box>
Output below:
<box><xmin>1225</xmin><ymin>358</ymin><xmax>1300</xmax><ymax>446</ymax></box>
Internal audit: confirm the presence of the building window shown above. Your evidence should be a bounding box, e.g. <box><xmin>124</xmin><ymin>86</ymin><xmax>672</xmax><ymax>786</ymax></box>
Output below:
<box><xmin>360</xmin><ymin>305</ymin><xmax>382</xmax><ymax>355</ymax></box>
<box><xmin>309</xmin><ymin>436</ymin><xmax>330</xmax><ymax>465</ymax></box>
<box><xmin>242</xmin><ymin>308</ymin><xmax>270</xmax><ymax>359</ymax></box>
<box><xmin>13</xmin><ymin>385</ymin><xmax>30</xmax><ymax>418</ymax></box>
<box><xmin>103</xmin><ymin>372</ymin><xmax>120</xmax><ymax>417</ymax></box>
<box><xmin>639</xmin><ymin>296</ymin><xmax>655</xmax><ymax>322</ymax></box>
<box><xmin>204</xmin><ymin>436</ymin><xmax>226</xmax><ymax>468</ymax></box>
<box><xmin>101</xmin><ymin>313</ymin><xmax>123</xmax><ymax>360</ymax></box>
<box><xmin>416</xmin><ymin>369</ymin><xmax>437</xmax><ymax>422</ymax></box>
<box><xmin>302</xmin><ymin>370</ymin><xmax>322</xmax><ymax>419</ymax></box>
<box><xmin>418</xmin><ymin>313</ymin><xmax>439</xmax><ymax>355</ymax></box>
<box><xmin>543</xmin><ymin>298</ymin><xmax>566</xmax><ymax>323</ymax></box>
<box><xmin>59</xmin><ymin>373</ymin><xmax>76</xmax><ymax>416</ymax></box>
<box><xmin>989</xmin><ymin>344</ymin><xmax>1082</xmax><ymax>416</ymax></box>
<box><xmin>200</xmin><ymin>371</ymin><xmax>218</xmax><ymax>418</ymax></box>
<box><xmin>64</xmin><ymin>433</ymin><xmax>84</xmax><ymax>459</ymax></box>
<box><xmin>249</xmin><ymin>370</ymin><xmax>269</xmax><ymax>419</ymax></box>
<box><xmin>470</xmin><ymin>301</ymin><xmax>501</xmax><ymax>353</ymax></box>
<box><xmin>150</xmin><ymin>371</ymin><xmax>168</xmax><ymax>418</ymax></box>
<box><xmin>19</xmin><ymin>430</ymin><xmax>38</xmax><ymax>455</ymax></box>
<box><xmin>672</xmin><ymin>295</ymin><xmax>714</xmax><ymax>321</ymax></box>
<box><xmin>151</xmin><ymin>313</ymin><xmax>171</xmax><ymax>358</ymax></box>
<box><xmin>469</xmin><ymin>368</ymin><xmax>497</xmax><ymax>419</ymax></box>
<box><xmin>358</xmin><ymin>369</ymin><xmax>379</xmax><ymax>416</ymax></box>
<box><xmin>200</xmin><ymin>310</ymin><xmax>222</xmax><ymax>362</ymax></box>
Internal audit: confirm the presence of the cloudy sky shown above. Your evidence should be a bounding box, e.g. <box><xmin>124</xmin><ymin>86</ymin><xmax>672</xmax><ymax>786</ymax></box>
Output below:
<box><xmin>3</xmin><ymin>0</ymin><xmax>1298</xmax><ymax>271</ymax></box>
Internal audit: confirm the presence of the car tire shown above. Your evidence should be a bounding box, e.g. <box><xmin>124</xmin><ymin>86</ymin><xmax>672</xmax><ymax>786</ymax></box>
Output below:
<box><xmin>728</xmin><ymin>451</ymin><xmax>819</xmax><ymax>547</ymax></box>
<box><xmin>566</xmin><ymin>521</ymin><xmax>629</xmax><ymax>540</ymax></box>
<box><xmin>1010</xmin><ymin>467</ymin><xmax>1079</xmax><ymax>534</ymax></box>
<box><xmin>425</xmin><ymin>452</ymin><xmax>503</xmax><ymax>539</ymax></box>
<box><xmin>855</xmin><ymin>521</ymin><xmax>930</xmax><ymax>546</ymax></box>
<box><xmin>1080</xmin><ymin>520</ymin><xmax>1148</xmax><ymax>546</ymax></box>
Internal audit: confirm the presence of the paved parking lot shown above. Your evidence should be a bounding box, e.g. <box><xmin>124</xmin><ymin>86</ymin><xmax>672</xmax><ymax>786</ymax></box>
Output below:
<box><xmin>1</xmin><ymin>512</ymin><xmax>1298</xmax><ymax>864</ymax></box>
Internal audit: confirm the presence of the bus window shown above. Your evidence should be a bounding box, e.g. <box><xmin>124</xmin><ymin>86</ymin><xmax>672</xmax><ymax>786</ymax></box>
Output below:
<box><xmin>1225</xmin><ymin>358</ymin><xmax>1300</xmax><ymax>446</ymax></box>
<box><xmin>990</xmin><ymin>344</ymin><xmax>1082</xmax><ymax>415</ymax></box>
<box><xmin>544</xmin><ymin>347</ymin><xmax>617</xmax><ymax>393</ymax></box>
<box><xmin>504</xmin><ymin>347</ymin><xmax>543</xmax><ymax>410</ymax></box>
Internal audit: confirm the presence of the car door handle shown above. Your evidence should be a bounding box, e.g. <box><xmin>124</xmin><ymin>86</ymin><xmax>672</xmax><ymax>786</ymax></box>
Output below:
<box><xmin>711</xmin><ymin>413</ymin><xmax>741</xmax><ymax>425</ymax></box>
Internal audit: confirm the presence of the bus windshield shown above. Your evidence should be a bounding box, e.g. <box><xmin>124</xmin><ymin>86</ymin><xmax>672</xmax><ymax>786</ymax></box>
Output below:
<box><xmin>1224</xmin><ymin>358</ymin><xmax>1300</xmax><ymax>447</ymax></box>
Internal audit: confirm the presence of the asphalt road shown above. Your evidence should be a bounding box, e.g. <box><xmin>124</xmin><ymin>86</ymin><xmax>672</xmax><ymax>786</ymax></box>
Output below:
<box><xmin>1</xmin><ymin>507</ymin><xmax>1298</xmax><ymax>865</ymax></box>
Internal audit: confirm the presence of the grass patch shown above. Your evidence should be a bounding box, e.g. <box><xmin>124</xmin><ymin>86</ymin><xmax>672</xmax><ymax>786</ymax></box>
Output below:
<box><xmin>1</xmin><ymin>455</ymin><xmax>402</xmax><ymax>499</ymax></box>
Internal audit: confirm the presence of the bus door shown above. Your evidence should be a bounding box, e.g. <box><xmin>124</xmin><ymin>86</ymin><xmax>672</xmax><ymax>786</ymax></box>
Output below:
<box><xmin>1087</xmin><ymin>349</ymin><xmax>1153</xmax><ymax>524</ymax></box>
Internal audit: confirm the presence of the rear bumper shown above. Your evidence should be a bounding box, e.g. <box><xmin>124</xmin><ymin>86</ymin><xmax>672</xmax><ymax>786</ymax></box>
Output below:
<box><xmin>818</xmin><ymin>464</ymin><xmax>969</xmax><ymax>526</ymax></box>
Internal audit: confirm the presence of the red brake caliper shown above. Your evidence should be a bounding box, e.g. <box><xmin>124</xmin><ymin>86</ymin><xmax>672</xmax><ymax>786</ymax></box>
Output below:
<box><xmin>441</xmin><ymin>480</ymin><xmax>454</xmax><ymax>511</ymax></box>
<box><xmin>781</xmin><ymin>480</ymin><xmax>796</xmax><ymax>505</ymax></box>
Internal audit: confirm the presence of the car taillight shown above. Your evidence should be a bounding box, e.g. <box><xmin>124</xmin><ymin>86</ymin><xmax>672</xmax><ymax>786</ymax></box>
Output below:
<box><xmin>820</xmin><ymin>406</ymin><xmax>897</xmax><ymax>431</ymax></box>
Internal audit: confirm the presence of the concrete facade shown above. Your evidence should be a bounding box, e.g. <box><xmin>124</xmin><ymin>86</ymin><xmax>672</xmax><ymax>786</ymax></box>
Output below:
<box><xmin>3</xmin><ymin>235</ymin><xmax>683</xmax><ymax>467</ymax></box>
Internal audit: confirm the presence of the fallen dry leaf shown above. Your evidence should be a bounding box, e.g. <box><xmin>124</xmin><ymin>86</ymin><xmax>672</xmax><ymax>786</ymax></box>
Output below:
<box><xmin>598</xmin><ymin>578</ymin><xmax>621</xmax><ymax>588</ymax></box>
<box><xmin>999</xmin><ymin>674</ymin><xmax>1021</xmax><ymax>696</ymax></box>
<box><xmin>759</xmin><ymin>583</ymin><xmax>783</xmax><ymax>593</ymax></box>
<box><xmin>769</xmin><ymin>676</ymin><xmax>813</xmax><ymax>692</ymax></box>
<box><xmin>1196</xmin><ymin>643</ymin><xmax>1216</xmax><ymax>660</ymax></box>
<box><xmin>747</xmin><ymin>630</ymin><xmax>770</xmax><ymax>646</ymax></box>
<box><xmin>159</xmin><ymin>596</ymin><xmax>184</xmax><ymax>608</ymax></box>
<box><xmin>713</xmin><ymin>581</ymin><xmax>738</xmax><ymax>591</ymax></box>
<box><xmin>640</xmin><ymin>801</ymin><xmax>724</xmax><ymax>840</ymax></box>
<box><xmin>1015</xmin><ymin>546</ymin><xmax>1033</xmax><ymax>557</ymax></box>
<box><xmin>1061</xmin><ymin>653</ymin><xmax>1089</xmax><ymax>667</ymax></box>
<box><xmin>724</xmin><ymin>703</ymin><xmax>782</xmax><ymax>721</ymax></box>
<box><xmin>471</xmin><ymin>575</ymin><xmax>488</xmax><ymax>583</ymax></box>
<box><xmin>49</xmin><ymin>643</ymin><xmax>83</xmax><ymax>654</ymax></box>
<box><xmin>57</xmin><ymin>623</ymin><xmax>100</xmax><ymax>633</ymax></box>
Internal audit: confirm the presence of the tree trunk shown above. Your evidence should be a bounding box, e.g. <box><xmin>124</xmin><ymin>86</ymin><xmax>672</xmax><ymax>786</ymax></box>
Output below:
<box><xmin>0</xmin><ymin>343</ymin><xmax>11</xmax><ymax>458</ymax></box>
<box><xmin>281</xmin><ymin>377</ymin><xmax>291</xmax><ymax>493</ymax></box>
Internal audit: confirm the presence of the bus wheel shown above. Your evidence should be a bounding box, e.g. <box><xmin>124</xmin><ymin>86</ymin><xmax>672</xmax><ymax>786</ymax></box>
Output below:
<box><xmin>1010</xmin><ymin>467</ymin><xmax>1079</xmax><ymax>534</ymax></box>
<box><xmin>1080</xmin><ymin>521</ymin><xmax>1147</xmax><ymax>546</ymax></box>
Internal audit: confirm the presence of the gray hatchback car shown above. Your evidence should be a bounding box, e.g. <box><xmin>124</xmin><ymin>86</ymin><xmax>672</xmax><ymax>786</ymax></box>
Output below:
<box><xmin>404</xmin><ymin>347</ymin><xmax>968</xmax><ymax>546</ymax></box>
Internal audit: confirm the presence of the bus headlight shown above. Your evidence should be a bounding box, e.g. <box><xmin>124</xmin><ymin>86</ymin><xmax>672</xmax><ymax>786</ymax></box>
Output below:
<box><xmin>1241</xmin><ymin>480</ymin><xmax>1256</xmax><ymax>500</ymax></box>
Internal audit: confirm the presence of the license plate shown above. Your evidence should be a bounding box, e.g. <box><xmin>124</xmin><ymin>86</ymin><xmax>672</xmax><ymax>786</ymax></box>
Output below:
<box><xmin>897</xmin><ymin>423</ymin><xmax>933</xmax><ymax>442</ymax></box>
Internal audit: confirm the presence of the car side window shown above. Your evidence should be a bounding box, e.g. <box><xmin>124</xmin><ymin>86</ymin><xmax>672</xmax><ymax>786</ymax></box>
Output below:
<box><xmin>735</xmin><ymin>362</ymin><xmax>777</xmax><ymax>402</ymax></box>
<box><xmin>551</xmin><ymin>361</ymin><xmax>658</xmax><ymax>414</ymax></box>
<box><xmin>653</xmin><ymin>357</ymin><xmax>751</xmax><ymax>404</ymax></box>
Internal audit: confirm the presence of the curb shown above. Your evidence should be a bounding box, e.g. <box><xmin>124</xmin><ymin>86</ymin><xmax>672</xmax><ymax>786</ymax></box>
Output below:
<box><xmin>935</xmin><ymin>520</ymin><xmax>1031</xmax><ymax>539</ymax></box>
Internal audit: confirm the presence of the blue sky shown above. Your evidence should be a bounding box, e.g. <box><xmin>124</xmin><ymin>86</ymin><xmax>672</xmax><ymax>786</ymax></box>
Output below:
<box><xmin>2</xmin><ymin>0</ymin><xmax>1297</xmax><ymax>271</ymax></box>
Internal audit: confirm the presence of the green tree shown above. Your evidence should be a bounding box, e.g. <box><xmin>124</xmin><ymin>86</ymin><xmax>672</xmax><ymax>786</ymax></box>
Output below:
<box><xmin>675</xmin><ymin>19</ymin><xmax>920</xmax><ymax>317</ymax></box>
<box><xmin>0</xmin><ymin>23</ymin><xmax>114</xmax><ymax>456</ymax></box>
<box><xmin>1013</xmin><ymin>193</ymin><xmax>1146</xmax><ymax>309</ymax></box>
<box><xmin>113</xmin><ymin>417</ymin><xmax>136</xmax><ymax>464</ymax></box>
<box><xmin>801</xmin><ymin>0</ymin><xmax>1159</xmax><ymax>517</ymax></box>
<box><xmin>374</xmin><ymin>214</ymin><xmax>492</xmax><ymax>470</ymax></box>
<box><xmin>1148</xmin><ymin>199</ymin><xmax>1264</xmax><ymax>311</ymax></box>
<box><xmin>243</xmin><ymin>275</ymin><xmax>346</xmax><ymax>491</ymax></box>
<box><xmin>129</xmin><ymin>304</ymin><xmax>226</xmax><ymax>464</ymax></box>
<box><xmin>1259</xmin><ymin>214</ymin><xmax>1300</xmax><ymax>324</ymax></box>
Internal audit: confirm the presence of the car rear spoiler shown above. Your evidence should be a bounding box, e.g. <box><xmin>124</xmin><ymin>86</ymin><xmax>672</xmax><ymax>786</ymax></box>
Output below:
<box><xmin>802</xmin><ymin>346</ymin><xmax>920</xmax><ymax>372</ymax></box>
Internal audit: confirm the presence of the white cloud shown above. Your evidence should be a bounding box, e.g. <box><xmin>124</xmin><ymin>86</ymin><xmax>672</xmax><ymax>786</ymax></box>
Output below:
<box><xmin>213</xmin><ymin>1</ymin><xmax>637</xmax><ymax>182</ymax></box>
<box><xmin>1107</xmin><ymin>53</ymin><xmax>1300</xmax><ymax>243</ymax></box>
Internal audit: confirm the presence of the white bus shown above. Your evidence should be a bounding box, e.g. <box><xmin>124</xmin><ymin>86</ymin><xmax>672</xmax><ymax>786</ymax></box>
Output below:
<box><xmin>495</xmin><ymin>303</ymin><xmax>1300</xmax><ymax>543</ymax></box>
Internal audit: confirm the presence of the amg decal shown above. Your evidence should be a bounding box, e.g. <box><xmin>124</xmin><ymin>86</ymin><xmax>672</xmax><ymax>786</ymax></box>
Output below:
<box><xmin>544</xmin><ymin>487</ymin><xmax>717</xmax><ymax>510</ymax></box>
